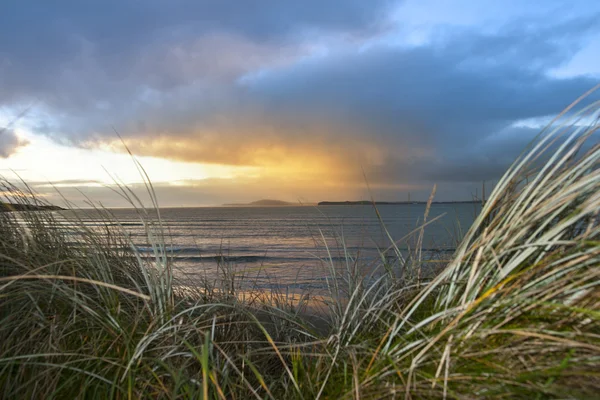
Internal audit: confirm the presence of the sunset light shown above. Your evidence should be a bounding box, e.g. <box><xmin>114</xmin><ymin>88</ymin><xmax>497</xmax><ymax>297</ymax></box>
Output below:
<box><xmin>1</xmin><ymin>1</ymin><xmax>599</xmax><ymax>397</ymax></box>
<box><xmin>1</xmin><ymin>0</ymin><xmax>597</xmax><ymax>207</ymax></box>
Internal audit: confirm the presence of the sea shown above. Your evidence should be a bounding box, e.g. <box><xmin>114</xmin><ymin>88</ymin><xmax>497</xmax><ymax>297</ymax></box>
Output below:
<box><xmin>58</xmin><ymin>203</ymin><xmax>481</xmax><ymax>292</ymax></box>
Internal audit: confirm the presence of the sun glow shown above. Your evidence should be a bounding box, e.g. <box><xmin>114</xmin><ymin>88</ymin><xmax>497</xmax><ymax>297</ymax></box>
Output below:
<box><xmin>0</xmin><ymin>130</ymin><xmax>258</xmax><ymax>186</ymax></box>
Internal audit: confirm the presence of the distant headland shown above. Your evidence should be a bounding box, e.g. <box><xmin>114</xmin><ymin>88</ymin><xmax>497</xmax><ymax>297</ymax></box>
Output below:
<box><xmin>223</xmin><ymin>199</ymin><xmax>295</xmax><ymax>206</ymax></box>
<box><xmin>0</xmin><ymin>203</ymin><xmax>65</xmax><ymax>212</ymax></box>
<box><xmin>317</xmin><ymin>200</ymin><xmax>481</xmax><ymax>206</ymax></box>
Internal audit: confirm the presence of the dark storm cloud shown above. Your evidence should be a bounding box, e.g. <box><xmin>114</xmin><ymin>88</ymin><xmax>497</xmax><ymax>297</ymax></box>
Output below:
<box><xmin>89</xmin><ymin>16</ymin><xmax>597</xmax><ymax>185</ymax></box>
<box><xmin>240</xmin><ymin>16</ymin><xmax>600</xmax><ymax>183</ymax></box>
<box><xmin>249</xmin><ymin>14</ymin><xmax>600</xmax><ymax>138</ymax></box>
<box><xmin>0</xmin><ymin>0</ymin><xmax>394</xmax><ymax>105</ymax></box>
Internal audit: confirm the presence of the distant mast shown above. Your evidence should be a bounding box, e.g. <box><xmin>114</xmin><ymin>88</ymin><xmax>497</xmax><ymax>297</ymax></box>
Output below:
<box><xmin>482</xmin><ymin>181</ymin><xmax>486</xmax><ymax>203</ymax></box>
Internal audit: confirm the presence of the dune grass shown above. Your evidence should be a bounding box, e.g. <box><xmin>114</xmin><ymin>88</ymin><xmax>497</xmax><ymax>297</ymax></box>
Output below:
<box><xmin>0</xmin><ymin>97</ymin><xmax>599</xmax><ymax>399</ymax></box>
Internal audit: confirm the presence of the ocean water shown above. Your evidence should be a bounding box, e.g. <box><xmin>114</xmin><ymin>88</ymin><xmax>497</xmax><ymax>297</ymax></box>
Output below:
<box><xmin>58</xmin><ymin>204</ymin><xmax>481</xmax><ymax>290</ymax></box>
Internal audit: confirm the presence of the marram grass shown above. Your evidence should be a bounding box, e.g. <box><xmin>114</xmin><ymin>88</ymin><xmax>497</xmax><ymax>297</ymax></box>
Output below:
<box><xmin>1</xmin><ymin>97</ymin><xmax>599</xmax><ymax>399</ymax></box>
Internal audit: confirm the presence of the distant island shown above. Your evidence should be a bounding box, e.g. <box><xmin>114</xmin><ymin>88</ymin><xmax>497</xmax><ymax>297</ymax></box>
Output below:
<box><xmin>223</xmin><ymin>199</ymin><xmax>295</xmax><ymax>206</ymax></box>
<box><xmin>0</xmin><ymin>202</ymin><xmax>65</xmax><ymax>212</ymax></box>
<box><xmin>318</xmin><ymin>200</ymin><xmax>482</xmax><ymax>206</ymax></box>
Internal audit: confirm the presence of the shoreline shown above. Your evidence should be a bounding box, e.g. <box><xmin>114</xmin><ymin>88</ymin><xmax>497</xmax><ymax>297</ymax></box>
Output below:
<box><xmin>317</xmin><ymin>200</ymin><xmax>482</xmax><ymax>206</ymax></box>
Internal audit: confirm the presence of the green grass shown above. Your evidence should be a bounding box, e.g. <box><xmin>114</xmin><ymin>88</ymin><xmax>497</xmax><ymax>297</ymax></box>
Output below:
<box><xmin>1</xmin><ymin>95</ymin><xmax>599</xmax><ymax>399</ymax></box>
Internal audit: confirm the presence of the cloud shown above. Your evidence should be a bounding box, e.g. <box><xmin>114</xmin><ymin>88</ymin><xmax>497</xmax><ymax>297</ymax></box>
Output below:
<box><xmin>0</xmin><ymin>0</ymin><xmax>394</xmax><ymax>106</ymax></box>
<box><xmin>30</xmin><ymin>179</ymin><xmax>103</xmax><ymax>187</ymax></box>
<box><xmin>51</xmin><ymin>16</ymin><xmax>600</xmax><ymax>184</ymax></box>
<box><xmin>0</xmin><ymin>128</ymin><xmax>28</xmax><ymax>158</ymax></box>
<box><xmin>1</xmin><ymin>1</ymin><xmax>599</xmax><ymax>201</ymax></box>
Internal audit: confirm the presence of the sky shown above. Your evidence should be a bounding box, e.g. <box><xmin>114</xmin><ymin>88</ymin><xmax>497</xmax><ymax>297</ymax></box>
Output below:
<box><xmin>1</xmin><ymin>0</ymin><xmax>599</xmax><ymax>207</ymax></box>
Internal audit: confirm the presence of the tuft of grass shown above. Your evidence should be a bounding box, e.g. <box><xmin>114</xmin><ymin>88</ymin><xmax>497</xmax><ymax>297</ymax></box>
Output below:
<box><xmin>1</xmin><ymin>91</ymin><xmax>599</xmax><ymax>398</ymax></box>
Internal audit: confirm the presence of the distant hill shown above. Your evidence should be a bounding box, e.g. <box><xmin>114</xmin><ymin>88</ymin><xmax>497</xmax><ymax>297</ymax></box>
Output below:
<box><xmin>0</xmin><ymin>202</ymin><xmax>65</xmax><ymax>212</ymax></box>
<box><xmin>318</xmin><ymin>200</ymin><xmax>482</xmax><ymax>206</ymax></box>
<box><xmin>223</xmin><ymin>199</ymin><xmax>294</xmax><ymax>206</ymax></box>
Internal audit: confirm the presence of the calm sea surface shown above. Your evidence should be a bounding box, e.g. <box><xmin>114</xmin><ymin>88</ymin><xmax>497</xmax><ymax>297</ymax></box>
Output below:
<box><xmin>61</xmin><ymin>204</ymin><xmax>480</xmax><ymax>290</ymax></box>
